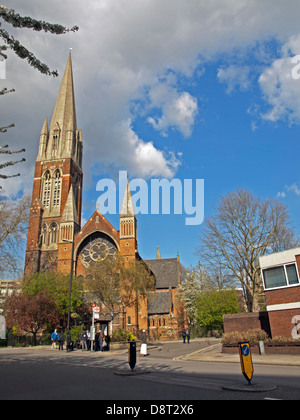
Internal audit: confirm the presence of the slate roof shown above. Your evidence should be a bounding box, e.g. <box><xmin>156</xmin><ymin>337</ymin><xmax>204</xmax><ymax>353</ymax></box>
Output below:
<box><xmin>145</xmin><ymin>258</ymin><xmax>180</xmax><ymax>315</ymax></box>
<box><xmin>147</xmin><ymin>290</ymin><xmax>171</xmax><ymax>315</ymax></box>
<box><xmin>144</xmin><ymin>258</ymin><xmax>180</xmax><ymax>289</ymax></box>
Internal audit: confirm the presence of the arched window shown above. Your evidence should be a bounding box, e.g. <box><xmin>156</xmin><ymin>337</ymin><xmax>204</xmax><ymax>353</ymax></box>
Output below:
<box><xmin>49</xmin><ymin>222</ymin><xmax>58</xmax><ymax>244</ymax></box>
<box><xmin>41</xmin><ymin>223</ymin><xmax>48</xmax><ymax>246</ymax></box>
<box><xmin>42</xmin><ymin>171</ymin><xmax>51</xmax><ymax>208</ymax></box>
<box><xmin>53</xmin><ymin>170</ymin><xmax>61</xmax><ymax>207</ymax></box>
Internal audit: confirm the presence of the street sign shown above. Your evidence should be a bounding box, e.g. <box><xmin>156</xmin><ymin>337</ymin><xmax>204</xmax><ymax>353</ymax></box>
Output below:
<box><xmin>238</xmin><ymin>342</ymin><xmax>254</xmax><ymax>384</ymax></box>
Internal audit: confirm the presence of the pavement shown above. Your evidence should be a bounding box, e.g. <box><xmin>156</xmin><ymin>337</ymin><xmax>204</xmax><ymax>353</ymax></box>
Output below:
<box><xmin>174</xmin><ymin>340</ymin><xmax>300</xmax><ymax>367</ymax></box>
<box><xmin>3</xmin><ymin>338</ymin><xmax>300</xmax><ymax>367</ymax></box>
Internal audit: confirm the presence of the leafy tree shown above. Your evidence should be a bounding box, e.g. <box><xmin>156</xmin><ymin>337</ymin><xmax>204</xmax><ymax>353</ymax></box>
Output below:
<box><xmin>4</xmin><ymin>290</ymin><xmax>59</xmax><ymax>345</ymax></box>
<box><xmin>177</xmin><ymin>263</ymin><xmax>209</xmax><ymax>327</ymax></box>
<box><xmin>198</xmin><ymin>189</ymin><xmax>298</xmax><ymax>312</ymax></box>
<box><xmin>86</xmin><ymin>255</ymin><xmax>155</xmax><ymax>333</ymax></box>
<box><xmin>23</xmin><ymin>271</ymin><xmax>85</xmax><ymax>328</ymax></box>
<box><xmin>196</xmin><ymin>289</ymin><xmax>239</xmax><ymax>334</ymax></box>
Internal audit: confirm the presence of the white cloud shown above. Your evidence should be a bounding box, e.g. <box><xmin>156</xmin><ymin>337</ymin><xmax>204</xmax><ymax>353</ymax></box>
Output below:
<box><xmin>287</xmin><ymin>183</ymin><xmax>300</xmax><ymax>196</ymax></box>
<box><xmin>277</xmin><ymin>191</ymin><xmax>286</xmax><ymax>198</ymax></box>
<box><xmin>258</xmin><ymin>34</ymin><xmax>300</xmax><ymax>123</ymax></box>
<box><xmin>217</xmin><ymin>65</ymin><xmax>252</xmax><ymax>94</ymax></box>
<box><xmin>147</xmin><ymin>85</ymin><xmax>198</xmax><ymax>137</ymax></box>
<box><xmin>277</xmin><ymin>183</ymin><xmax>300</xmax><ymax>199</ymax></box>
<box><xmin>3</xmin><ymin>0</ymin><xmax>300</xmax><ymax>195</ymax></box>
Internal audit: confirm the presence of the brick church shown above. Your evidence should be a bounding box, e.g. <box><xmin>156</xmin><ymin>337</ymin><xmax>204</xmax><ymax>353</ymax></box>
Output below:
<box><xmin>24</xmin><ymin>54</ymin><xmax>184</xmax><ymax>340</ymax></box>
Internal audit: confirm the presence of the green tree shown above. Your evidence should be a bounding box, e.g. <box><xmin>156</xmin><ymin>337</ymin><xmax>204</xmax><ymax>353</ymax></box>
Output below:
<box><xmin>196</xmin><ymin>289</ymin><xmax>239</xmax><ymax>335</ymax></box>
<box><xmin>23</xmin><ymin>271</ymin><xmax>85</xmax><ymax>328</ymax></box>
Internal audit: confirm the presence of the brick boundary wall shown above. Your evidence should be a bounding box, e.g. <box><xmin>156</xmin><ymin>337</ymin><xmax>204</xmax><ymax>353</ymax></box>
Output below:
<box><xmin>223</xmin><ymin>312</ymin><xmax>271</xmax><ymax>337</ymax></box>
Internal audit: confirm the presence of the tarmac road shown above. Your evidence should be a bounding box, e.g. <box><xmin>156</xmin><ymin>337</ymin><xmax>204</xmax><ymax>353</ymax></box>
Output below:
<box><xmin>0</xmin><ymin>339</ymin><xmax>299</xmax><ymax>401</ymax></box>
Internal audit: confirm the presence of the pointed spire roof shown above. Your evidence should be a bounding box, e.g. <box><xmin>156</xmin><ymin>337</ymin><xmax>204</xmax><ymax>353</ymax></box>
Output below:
<box><xmin>40</xmin><ymin>117</ymin><xmax>48</xmax><ymax>136</ymax></box>
<box><xmin>49</xmin><ymin>52</ymin><xmax>77</xmax><ymax>137</ymax></box>
<box><xmin>156</xmin><ymin>246</ymin><xmax>161</xmax><ymax>259</ymax></box>
<box><xmin>120</xmin><ymin>179</ymin><xmax>136</xmax><ymax>217</ymax></box>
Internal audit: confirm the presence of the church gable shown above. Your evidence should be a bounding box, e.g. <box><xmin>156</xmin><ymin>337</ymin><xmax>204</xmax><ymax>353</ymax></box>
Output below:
<box><xmin>76</xmin><ymin>210</ymin><xmax>119</xmax><ymax>248</ymax></box>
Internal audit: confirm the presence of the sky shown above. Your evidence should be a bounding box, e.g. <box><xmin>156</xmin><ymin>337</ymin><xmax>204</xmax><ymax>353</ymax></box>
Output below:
<box><xmin>1</xmin><ymin>0</ymin><xmax>300</xmax><ymax>270</ymax></box>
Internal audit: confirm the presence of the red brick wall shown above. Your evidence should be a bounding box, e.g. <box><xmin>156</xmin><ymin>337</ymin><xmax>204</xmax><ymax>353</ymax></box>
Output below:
<box><xmin>223</xmin><ymin>312</ymin><xmax>271</xmax><ymax>336</ymax></box>
<box><xmin>268</xmin><ymin>309</ymin><xmax>300</xmax><ymax>338</ymax></box>
<box><xmin>265</xmin><ymin>285</ymin><xmax>300</xmax><ymax>306</ymax></box>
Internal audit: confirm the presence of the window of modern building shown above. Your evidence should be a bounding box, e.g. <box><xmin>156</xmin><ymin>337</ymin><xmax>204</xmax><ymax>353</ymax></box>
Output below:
<box><xmin>263</xmin><ymin>263</ymin><xmax>299</xmax><ymax>290</ymax></box>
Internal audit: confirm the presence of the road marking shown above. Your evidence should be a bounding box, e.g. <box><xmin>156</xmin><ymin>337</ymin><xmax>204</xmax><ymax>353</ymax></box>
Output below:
<box><xmin>173</xmin><ymin>343</ymin><xmax>221</xmax><ymax>361</ymax></box>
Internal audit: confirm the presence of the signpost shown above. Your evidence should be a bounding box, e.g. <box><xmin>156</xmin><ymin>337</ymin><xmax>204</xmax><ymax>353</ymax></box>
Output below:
<box><xmin>238</xmin><ymin>342</ymin><xmax>254</xmax><ymax>385</ymax></box>
<box><xmin>91</xmin><ymin>305</ymin><xmax>100</xmax><ymax>351</ymax></box>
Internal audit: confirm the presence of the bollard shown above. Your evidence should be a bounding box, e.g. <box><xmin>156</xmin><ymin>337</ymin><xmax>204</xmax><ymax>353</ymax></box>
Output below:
<box><xmin>238</xmin><ymin>342</ymin><xmax>254</xmax><ymax>385</ymax></box>
<box><xmin>128</xmin><ymin>341</ymin><xmax>136</xmax><ymax>371</ymax></box>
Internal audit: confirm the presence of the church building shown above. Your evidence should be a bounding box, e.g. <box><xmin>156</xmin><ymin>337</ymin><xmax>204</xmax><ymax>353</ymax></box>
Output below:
<box><xmin>24</xmin><ymin>54</ymin><xmax>184</xmax><ymax>340</ymax></box>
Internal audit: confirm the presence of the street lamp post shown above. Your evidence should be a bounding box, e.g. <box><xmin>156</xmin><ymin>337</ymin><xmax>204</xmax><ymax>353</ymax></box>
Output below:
<box><xmin>62</xmin><ymin>238</ymin><xmax>75</xmax><ymax>351</ymax></box>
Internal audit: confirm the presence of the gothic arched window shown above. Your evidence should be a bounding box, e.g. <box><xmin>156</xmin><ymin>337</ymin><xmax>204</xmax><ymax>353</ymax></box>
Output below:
<box><xmin>53</xmin><ymin>170</ymin><xmax>61</xmax><ymax>207</ymax></box>
<box><xmin>49</xmin><ymin>222</ymin><xmax>58</xmax><ymax>244</ymax></box>
<box><xmin>41</xmin><ymin>223</ymin><xmax>48</xmax><ymax>246</ymax></box>
<box><xmin>42</xmin><ymin>170</ymin><xmax>51</xmax><ymax>208</ymax></box>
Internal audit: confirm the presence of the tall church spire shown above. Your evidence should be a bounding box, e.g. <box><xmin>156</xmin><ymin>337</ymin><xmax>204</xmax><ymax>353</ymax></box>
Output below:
<box><xmin>119</xmin><ymin>180</ymin><xmax>137</xmax><ymax>257</ymax></box>
<box><xmin>120</xmin><ymin>180</ymin><xmax>136</xmax><ymax>217</ymax></box>
<box><xmin>37</xmin><ymin>52</ymin><xmax>82</xmax><ymax>168</ymax></box>
<box><xmin>49</xmin><ymin>51</ymin><xmax>77</xmax><ymax>137</ymax></box>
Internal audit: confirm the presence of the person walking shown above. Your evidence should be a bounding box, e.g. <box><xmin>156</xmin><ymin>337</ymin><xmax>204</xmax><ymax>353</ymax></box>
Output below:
<box><xmin>140</xmin><ymin>329</ymin><xmax>148</xmax><ymax>356</ymax></box>
<box><xmin>185</xmin><ymin>328</ymin><xmax>190</xmax><ymax>344</ymax></box>
<box><xmin>58</xmin><ymin>331</ymin><xmax>65</xmax><ymax>350</ymax></box>
<box><xmin>182</xmin><ymin>329</ymin><xmax>186</xmax><ymax>344</ymax></box>
<box><xmin>80</xmin><ymin>329</ymin><xmax>88</xmax><ymax>351</ymax></box>
<box><xmin>51</xmin><ymin>329</ymin><xmax>59</xmax><ymax>350</ymax></box>
<box><xmin>95</xmin><ymin>331</ymin><xmax>100</xmax><ymax>352</ymax></box>
<box><xmin>98</xmin><ymin>330</ymin><xmax>105</xmax><ymax>352</ymax></box>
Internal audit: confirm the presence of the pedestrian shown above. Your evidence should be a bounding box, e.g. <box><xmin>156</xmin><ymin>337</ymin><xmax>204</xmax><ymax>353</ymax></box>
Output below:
<box><xmin>58</xmin><ymin>331</ymin><xmax>65</xmax><ymax>351</ymax></box>
<box><xmin>140</xmin><ymin>329</ymin><xmax>147</xmax><ymax>356</ymax></box>
<box><xmin>51</xmin><ymin>329</ymin><xmax>59</xmax><ymax>350</ymax></box>
<box><xmin>98</xmin><ymin>330</ymin><xmax>105</xmax><ymax>352</ymax></box>
<box><xmin>95</xmin><ymin>331</ymin><xmax>100</xmax><ymax>351</ymax></box>
<box><xmin>86</xmin><ymin>330</ymin><xmax>91</xmax><ymax>350</ymax></box>
<box><xmin>185</xmin><ymin>328</ymin><xmax>190</xmax><ymax>344</ymax></box>
<box><xmin>182</xmin><ymin>329</ymin><xmax>186</xmax><ymax>344</ymax></box>
<box><xmin>80</xmin><ymin>329</ymin><xmax>88</xmax><ymax>351</ymax></box>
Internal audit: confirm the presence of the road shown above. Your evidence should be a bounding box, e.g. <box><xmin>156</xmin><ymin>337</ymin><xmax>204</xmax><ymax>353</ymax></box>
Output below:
<box><xmin>0</xmin><ymin>340</ymin><xmax>299</xmax><ymax>401</ymax></box>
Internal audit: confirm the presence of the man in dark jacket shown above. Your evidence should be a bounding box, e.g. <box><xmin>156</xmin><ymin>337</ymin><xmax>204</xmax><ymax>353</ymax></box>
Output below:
<box><xmin>80</xmin><ymin>330</ymin><xmax>88</xmax><ymax>351</ymax></box>
<box><xmin>58</xmin><ymin>331</ymin><xmax>65</xmax><ymax>351</ymax></box>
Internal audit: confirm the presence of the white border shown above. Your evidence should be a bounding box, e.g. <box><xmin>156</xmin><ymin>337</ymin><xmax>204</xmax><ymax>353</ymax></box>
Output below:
<box><xmin>267</xmin><ymin>302</ymin><xmax>300</xmax><ymax>312</ymax></box>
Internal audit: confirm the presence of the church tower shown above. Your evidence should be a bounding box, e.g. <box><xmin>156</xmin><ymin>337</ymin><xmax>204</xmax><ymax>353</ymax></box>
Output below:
<box><xmin>24</xmin><ymin>53</ymin><xmax>83</xmax><ymax>276</ymax></box>
<box><xmin>119</xmin><ymin>180</ymin><xmax>138</xmax><ymax>261</ymax></box>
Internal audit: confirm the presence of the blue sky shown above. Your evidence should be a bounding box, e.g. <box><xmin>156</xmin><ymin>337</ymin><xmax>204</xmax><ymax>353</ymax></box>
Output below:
<box><xmin>1</xmin><ymin>1</ymin><xmax>300</xmax><ymax>271</ymax></box>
